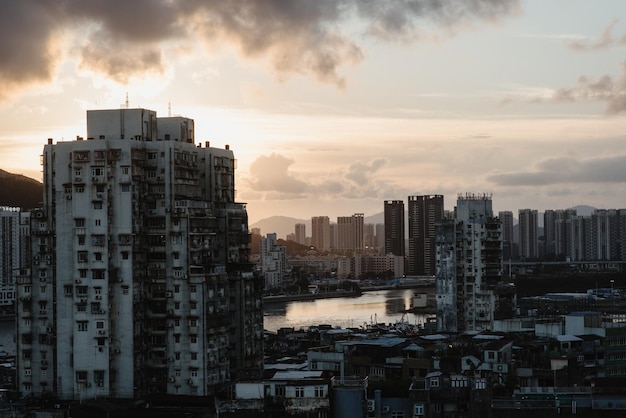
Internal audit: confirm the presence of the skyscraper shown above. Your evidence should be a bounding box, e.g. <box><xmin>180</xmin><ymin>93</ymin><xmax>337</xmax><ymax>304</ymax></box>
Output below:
<box><xmin>384</xmin><ymin>200</ymin><xmax>405</xmax><ymax>257</ymax></box>
<box><xmin>518</xmin><ymin>209</ymin><xmax>538</xmax><ymax>260</ymax></box>
<box><xmin>408</xmin><ymin>195</ymin><xmax>444</xmax><ymax>276</ymax></box>
<box><xmin>498</xmin><ymin>210</ymin><xmax>514</xmax><ymax>261</ymax></box>
<box><xmin>436</xmin><ymin>193</ymin><xmax>506</xmax><ymax>332</ymax></box>
<box><xmin>16</xmin><ymin>108</ymin><xmax>263</xmax><ymax>400</ymax></box>
<box><xmin>336</xmin><ymin>213</ymin><xmax>364</xmax><ymax>254</ymax></box>
<box><xmin>295</xmin><ymin>223</ymin><xmax>306</xmax><ymax>246</ymax></box>
<box><xmin>311</xmin><ymin>216</ymin><xmax>330</xmax><ymax>251</ymax></box>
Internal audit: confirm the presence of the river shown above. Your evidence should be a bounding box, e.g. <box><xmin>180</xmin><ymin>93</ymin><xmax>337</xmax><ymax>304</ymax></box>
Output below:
<box><xmin>263</xmin><ymin>288</ymin><xmax>434</xmax><ymax>332</ymax></box>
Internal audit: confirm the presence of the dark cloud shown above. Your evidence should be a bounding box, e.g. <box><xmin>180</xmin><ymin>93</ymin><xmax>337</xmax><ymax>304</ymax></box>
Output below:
<box><xmin>487</xmin><ymin>155</ymin><xmax>626</xmax><ymax>187</ymax></box>
<box><xmin>566</xmin><ymin>20</ymin><xmax>626</xmax><ymax>51</ymax></box>
<box><xmin>0</xmin><ymin>0</ymin><xmax>520</xmax><ymax>98</ymax></box>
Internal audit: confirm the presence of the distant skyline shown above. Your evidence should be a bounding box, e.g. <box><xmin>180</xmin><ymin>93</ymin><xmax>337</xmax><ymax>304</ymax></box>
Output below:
<box><xmin>1</xmin><ymin>1</ymin><xmax>626</xmax><ymax>224</ymax></box>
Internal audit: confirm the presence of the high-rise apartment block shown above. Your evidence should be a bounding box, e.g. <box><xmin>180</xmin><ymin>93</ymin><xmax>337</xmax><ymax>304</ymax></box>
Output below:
<box><xmin>16</xmin><ymin>108</ymin><xmax>263</xmax><ymax>400</ymax></box>
<box><xmin>294</xmin><ymin>223</ymin><xmax>306</xmax><ymax>246</ymax></box>
<box><xmin>311</xmin><ymin>216</ymin><xmax>330</xmax><ymax>251</ymax></box>
<box><xmin>259</xmin><ymin>233</ymin><xmax>287</xmax><ymax>290</ymax></box>
<box><xmin>0</xmin><ymin>207</ymin><xmax>30</xmax><ymax>313</ymax></box>
<box><xmin>436</xmin><ymin>194</ymin><xmax>507</xmax><ymax>332</ymax></box>
<box><xmin>336</xmin><ymin>214</ymin><xmax>364</xmax><ymax>254</ymax></box>
<box><xmin>408</xmin><ymin>195</ymin><xmax>444</xmax><ymax>276</ymax></box>
<box><xmin>498</xmin><ymin>210</ymin><xmax>515</xmax><ymax>261</ymax></box>
<box><xmin>518</xmin><ymin>209</ymin><xmax>539</xmax><ymax>260</ymax></box>
<box><xmin>384</xmin><ymin>200</ymin><xmax>405</xmax><ymax>257</ymax></box>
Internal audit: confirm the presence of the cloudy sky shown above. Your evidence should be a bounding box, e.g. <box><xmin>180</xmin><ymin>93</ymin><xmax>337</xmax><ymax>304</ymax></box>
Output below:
<box><xmin>1</xmin><ymin>0</ymin><xmax>625</xmax><ymax>224</ymax></box>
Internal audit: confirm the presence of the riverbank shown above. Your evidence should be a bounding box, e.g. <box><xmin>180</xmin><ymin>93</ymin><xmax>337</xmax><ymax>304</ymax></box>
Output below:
<box><xmin>263</xmin><ymin>281</ymin><xmax>434</xmax><ymax>305</ymax></box>
<box><xmin>263</xmin><ymin>289</ymin><xmax>362</xmax><ymax>304</ymax></box>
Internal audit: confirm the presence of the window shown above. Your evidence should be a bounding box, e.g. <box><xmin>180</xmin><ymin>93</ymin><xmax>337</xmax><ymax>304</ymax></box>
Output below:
<box><xmin>77</xmin><ymin>321</ymin><xmax>88</xmax><ymax>332</ymax></box>
<box><xmin>121</xmin><ymin>251</ymin><xmax>129</xmax><ymax>260</ymax></box>
<box><xmin>190</xmin><ymin>302</ymin><xmax>197</xmax><ymax>309</ymax></box>
<box><xmin>191</xmin><ymin>370</ymin><xmax>198</xmax><ymax>377</ymax></box>
<box><xmin>93</xmin><ymin>201</ymin><xmax>103</xmax><ymax>210</ymax></box>
<box><xmin>78</xmin><ymin>235</ymin><xmax>85</xmax><ymax>245</ymax></box>
<box><xmin>275</xmin><ymin>385</ymin><xmax>285</xmax><ymax>397</ymax></box>
<box><xmin>174</xmin><ymin>285</ymin><xmax>180</xmax><ymax>293</ymax></box>
<box><xmin>190</xmin><ymin>286</ymin><xmax>196</xmax><ymax>293</ymax></box>
<box><xmin>295</xmin><ymin>387</ymin><xmax>304</xmax><ymax>398</ymax></box>
<box><xmin>76</xmin><ymin>371</ymin><xmax>87</xmax><ymax>382</ymax></box>
<box><xmin>96</xmin><ymin>321</ymin><xmax>104</xmax><ymax>329</ymax></box>
<box><xmin>190</xmin><ymin>336</ymin><xmax>197</xmax><ymax>344</ymax></box>
<box><xmin>174</xmin><ymin>335</ymin><xmax>180</xmax><ymax>343</ymax></box>
<box><xmin>121</xmin><ymin>184</ymin><xmax>130</xmax><ymax>192</ymax></box>
<box><xmin>94</xmin><ymin>253</ymin><xmax>102</xmax><ymax>261</ymax></box>
<box><xmin>75</xmin><ymin>218</ymin><xmax>85</xmax><ymax>227</ymax></box>
<box><xmin>95</xmin><ymin>219</ymin><xmax>101</xmax><ymax>226</ymax></box>
<box><xmin>314</xmin><ymin>386</ymin><xmax>324</xmax><ymax>397</ymax></box>
<box><xmin>430</xmin><ymin>378</ymin><xmax>439</xmax><ymax>388</ymax></box>
<box><xmin>75</xmin><ymin>185</ymin><xmax>84</xmax><ymax>193</ymax></box>
<box><xmin>79</xmin><ymin>269</ymin><xmax>88</xmax><ymax>278</ymax></box>
<box><xmin>414</xmin><ymin>404</ymin><xmax>424</xmax><ymax>416</ymax></box>
<box><xmin>175</xmin><ymin>352</ymin><xmax>180</xmax><ymax>360</ymax></box>
<box><xmin>191</xmin><ymin>352</ymin><xmax>197</xmax><ymax>360</ymax></box>
<box><xmin>391</xmin><ymin>412</ymin><xmax>404</xmax><ymax>418</ymax></box>
<box><xmin>189</xmin><ymin>319</ymin><xmax>197</xmax><ymax>327</ymax></box>
<box><xmin>92</xmin><ymin>168</ymin><xmax>104</xmax><ymax>176</ymax></box>
<box><xmin>92</xmin><ymin>270</ymin><xmax>105</xmax><ymax>280</ymax></box>
<box><xmin>174</xmin><ymin>302</ymin><xmax>180</xmax><ymax>309</ymax></box>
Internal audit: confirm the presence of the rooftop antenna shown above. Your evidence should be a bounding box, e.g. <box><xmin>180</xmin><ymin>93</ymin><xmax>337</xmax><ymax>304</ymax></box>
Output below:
<box><xmin>168</xmin><ymin>101</ymin><xmax>172</xmax><ymax>117</ymax></box>
<box><xmin>125</xmin><ymin>92</ymin><xmax>129</xmax><ymax>109</ymax></box>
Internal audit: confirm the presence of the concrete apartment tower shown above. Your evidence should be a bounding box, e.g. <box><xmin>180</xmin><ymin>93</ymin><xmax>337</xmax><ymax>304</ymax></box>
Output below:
<box><xmin>336</xmin><ymin>213</ymin><xmax>364</xmax><ymax>254</ymax></box>
<box><xmin>384</xmin><ymin>200</ymin><xmax>405</xmax><ymax>257</ymax></box>
<box><xmin>16</xmin><ymin>108</ymin><xmax>263</xmax><ymax>400</ymax></box>
<box><xmin>436</xmin><ymin>193</ymin><xmax>507</xmax><ymax>332</ymax></box>
<box><xmin>294</xmin><ymin>223</ymin><xmax>306</xmax><ymax>246</ymax></box>
<box><xmin>311</xmin><ymin>216</ymin><xmax>330</xmax><ymax>251</ymax></box>
<box><xmin>518</xmin><ymin>209</ymin><xmax>539</xmax><ymax>260</ymax></box>
<box><xmin>408</xmin><ymin>195</ymin><xmax>444</xmax><ymax>276</ymax></box>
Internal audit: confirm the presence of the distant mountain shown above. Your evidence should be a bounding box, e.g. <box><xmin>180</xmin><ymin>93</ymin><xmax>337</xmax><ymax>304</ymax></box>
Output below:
<box><xmin>250</xmin><ymin>216</ymin><xmax>307</xmax><ymax>239</ymax></box>
<box><xmin>0</xmin><ymin>169</ymin><xmax>43</xmax><ymax>209</ymax></box>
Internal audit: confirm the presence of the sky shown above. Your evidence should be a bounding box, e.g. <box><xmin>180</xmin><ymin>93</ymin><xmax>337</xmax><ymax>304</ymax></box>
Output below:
<box><xmin>1</xmin><ymin>0</ymin><xmax>626</xmax><ymax>224</ymax></box>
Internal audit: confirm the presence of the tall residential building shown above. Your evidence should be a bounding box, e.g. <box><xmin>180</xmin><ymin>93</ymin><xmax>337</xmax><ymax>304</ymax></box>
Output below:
<box><xmin>436</xmin><ymin>193</ymin><xmax>506</xmax><ymax>332</ymax></box>
<box><xmin>375</xmin><ymin>223</ymin><xmax>385</xmax><ymax>250</ymax></box>
<box><xmin>259</xmin><ymin>233</ymin><xmax>287</xmax><ymax>290</ymax></box>
<box><xmin>384</xmin><ymin>200</ymin><xmax>405</xmax><ymax>257</ymax></box>
<box><xmin>408</xmin><ymin>195</ymin><xmax>444</xmax><ymax>276</ymax></box>
<box><xmin>498</xmin><ymin>210</ymin><xmax>514</xmax><ymax>261</ymax></box>
<box><xmin>518</xmin><ymin>209</ymin><xmax>538</xmax><ymax>260</ymax></box>
<box><xmin>311</xmin><ymin>216</ymin><xmax>330</xmax><ymax>251</ymax></box>
<box><xmin>363</xmin><ymin>223</ymin><xmax>375</xmax><ymax>250</ymax></box>
<box><xmin>294</xmin><ymin>223</ymin><xmax>306</xmax><ymax>246</ymax></box>
<box><xmin>0</xmin><ymin>207</ymin><xmax>30</xmax><ymax>313</ymax></box>
<box><xmin>336</xmin><ymin>214</ymin><xmax>364</xmax><ymax>254</ymax></box>
<box><xmin>16</xmin><ymin>108</ymin><xmax>263</xmax><ymax>400</ymax></box>
<box><xmin>544</xmin><ymin>209</ymin><xmax>576</xmax><ymax>260</ymax></box>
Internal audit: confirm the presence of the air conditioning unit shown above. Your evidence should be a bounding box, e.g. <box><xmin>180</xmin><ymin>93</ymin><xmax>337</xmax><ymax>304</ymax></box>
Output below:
<box><xmin>188</xmin><ymin>379</ymin><xmax>194</xmax><ymax>385</ymax></box>
<box><xmin>97</xmin><ymin>382</ymin><xmax>104</xmax><ymax>387</ymax></box>
<box><xmin>98</xmin><ymin>330</ymin><xmax>106</xmax><ymax>335</ymax></box>
<box><xmin>382</xmin><ymin>406</ymin><xmax>390</xmax><ymax>413</ymax></box>
<box><xmin>75</xmin><ymin>279</ymin><xmax>81</xmax><ymax>284</ymax></box>
<box><xmin>114</xmin><ymin>349</ymin><xmax>121</xmax><ymax>354</ymax></box>
<box><xmin>367</xmin><ymin>400</ymin><xmax>375</xmax><ymax>413</ymax></box>
<box><xmin>169</xmin><ymin>377</ymin><xmax>175</xmax><ymax>382</ymax></box>
<box><xmin>95</xmin><ymin>295</ymin><xmax>102</xmax><ymax>300</ymax></box>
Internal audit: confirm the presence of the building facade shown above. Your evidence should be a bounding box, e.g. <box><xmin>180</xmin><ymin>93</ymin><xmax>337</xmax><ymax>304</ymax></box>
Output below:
<box><xmin>436</xmin><ymin>194</ymin><xmax>504</xmax><ymax>332</ymax></box>
<box><xmin>384</xmin><ymin>200</ymin><xmax>405</xmax><ymax>258</ymax></box>
<box><xmin>311</xmin><ymin>216</ymin><xmax>330</xmax><ymax>252</ymax></box>
<box><xmin>16</xmin><ymin>108</ymin><xmax>263</xmax><ymax>400</ymax></box>
<box><xmin>259</xmin><ymin>233</ymin><xmax>287</xmax><ymax>290</ymax></box>
<box><xmin>518</xmin><ymin>209</ymin><xmax>539</xmax><ymax>260</ymax></box>
<box><xmin>408</xmin><ymin>195</ymin><xmax>444</xmax><ymax>276</ymax></box>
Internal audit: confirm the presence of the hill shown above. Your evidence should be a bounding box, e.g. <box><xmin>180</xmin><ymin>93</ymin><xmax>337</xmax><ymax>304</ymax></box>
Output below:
<box><xmin>0</xmin><ymin>170</ymin><xmax>43</xmax><ymax>209</ymax></box>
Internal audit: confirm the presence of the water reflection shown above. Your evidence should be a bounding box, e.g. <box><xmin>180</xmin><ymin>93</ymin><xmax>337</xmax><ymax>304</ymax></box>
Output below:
<box><xmin>263</xmin><ymin>288</ymin><xmax>434</xmax><ymax>332</ymax></box>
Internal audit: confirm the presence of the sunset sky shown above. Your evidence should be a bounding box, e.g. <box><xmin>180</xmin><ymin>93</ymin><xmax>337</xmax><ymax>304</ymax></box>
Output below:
<box><xmin>1</xmin><ymin>0</ymin><xmax>625</xmax><ymax>224</ymax></box>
